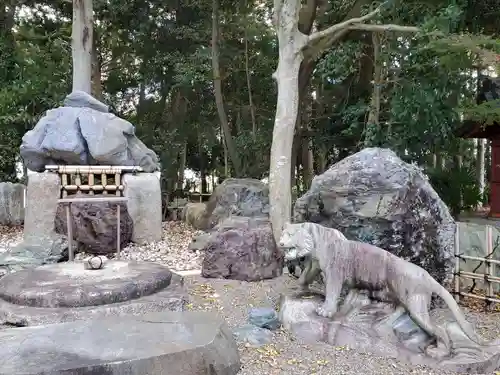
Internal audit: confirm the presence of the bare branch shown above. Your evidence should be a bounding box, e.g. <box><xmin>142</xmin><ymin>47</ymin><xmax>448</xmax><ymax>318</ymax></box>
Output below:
<box><xmin>348</xmin><ymin>24</ymin><xmax>419</xmax><ymax>33</ymax></box>
<box><xmin>307</xmin><ymin>5</ymin><xmax>382</xmax><ymax>45</ymax></box>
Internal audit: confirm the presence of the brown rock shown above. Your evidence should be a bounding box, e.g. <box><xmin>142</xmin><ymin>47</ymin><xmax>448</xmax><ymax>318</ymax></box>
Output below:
<box><xmin>201</xmin><ymin>217</ymin><xmax>283</xmax><ymax>281</ymax></box>
<box><xmin>54</xmin><ymin>193</ymin><xmax>133</xmax><ymax>255</ymax></box>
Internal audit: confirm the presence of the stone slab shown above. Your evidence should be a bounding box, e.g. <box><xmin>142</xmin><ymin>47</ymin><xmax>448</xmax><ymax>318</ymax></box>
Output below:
<box><xmin>0</xmin><ymin>311</ymin><xmax>240</xmax><ymax>374</ymax></box>
<box><xmin>123</xmin><ymin>173</ymin><xmax>162</xmax><ymax>244</ymax></box>
<box><xmin>0</xmin><ymin>260</ymin><xmax>172</xmax><ymax>308</ymax></box>
<box><xmin>23</xmin><ymin>171</ymin><xmax>60</xmax><ymax>241</ymax></box>
<box><xmin>0</xmin><ymin>261</ymin><xmax>187</xmax><ymax>326</ymax></box>
<box><xmin>279</xmin><ymin>292</ymin><xmax>500</xmax><ymax>373</ymax></box>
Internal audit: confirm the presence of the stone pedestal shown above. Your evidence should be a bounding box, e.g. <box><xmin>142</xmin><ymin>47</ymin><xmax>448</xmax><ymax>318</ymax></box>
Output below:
<box><xmin>0</xmin><ymin>311</ymin><xmax>241</xmax><ymax>375</ymax></box>
<box><xmin>123</xmin><ymin>172</ymin><xmax>162</xmax><ymax>244</ymax></box>
<box><xmin>23</xmin><ymin>172</ymin><xmax>60</xmax><ymax>241</ymax></box>
<box><xmin>23</xmin><ymin>170</ymin><xmax>162</xmax><ymax>246</ymax></box>
<box><xmin>279</xmin><ymin>291</ymin><xmax>500</xmax><ymax>373</ymax></box>
<box><xmin>0</xmin><ymin>260</ymin><xmax>187</xmax><ymax>325</ymax></box>
<box><xmin>0</xmin><ymin>182</ymin><xmax>25</xmax><ymax>226</ymax></box>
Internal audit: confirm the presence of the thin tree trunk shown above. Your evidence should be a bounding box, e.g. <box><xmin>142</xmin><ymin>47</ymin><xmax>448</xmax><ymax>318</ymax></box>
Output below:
<box><xmin>364</xmin><ymin>32</ymin><xmax>381</xmax><ymax>147</ymax></box>
<box><xmin>244</xmin><ymin>24</ymin><xmax>257</xmax><ymax>139</ymax></box>
<box><xmin>177</xmin><ymin>141</ymin><xmax>187</xmax><ymax>191</ymax></box>
<box><xmin>72</xmin><ymin>0</ymin><xmax>93</xmax><ymax>94</ymax></box>
<box><xmin>211</xmin><ymin>0</ymin><xmax>241</xmax><ymax>175</ymax></box>
<box><xmin>300</xmin><ymin>93</ymin><xmax>314</xmax><ymax>189</ymax></box>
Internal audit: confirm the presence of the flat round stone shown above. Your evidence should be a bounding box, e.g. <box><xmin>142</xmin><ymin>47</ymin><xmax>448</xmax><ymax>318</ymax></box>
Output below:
<box><xmin>0</xmin><ymin>261</ymin><xmax>172</xmax><ymax>308</ymax></box>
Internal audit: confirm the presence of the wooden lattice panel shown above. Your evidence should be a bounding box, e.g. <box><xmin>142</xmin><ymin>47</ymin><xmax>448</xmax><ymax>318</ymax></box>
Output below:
<box><xmin>45</xmin><ymin>165</ymin><xmax>143</xmax><ymax>198</ymax></box>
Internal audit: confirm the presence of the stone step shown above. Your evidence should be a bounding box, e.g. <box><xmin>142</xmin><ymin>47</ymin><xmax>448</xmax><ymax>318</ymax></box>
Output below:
<box><xmin>0</xmin><ymin>311</ymin><xmax>241</xmax><ymax>375</ymax></box>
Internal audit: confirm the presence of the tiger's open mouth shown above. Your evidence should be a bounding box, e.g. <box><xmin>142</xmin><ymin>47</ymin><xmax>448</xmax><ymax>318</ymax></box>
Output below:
<box><xmin>283</xmin><ymin>246</ymin><xmax>299</xmax><ymax>261</ymax></box>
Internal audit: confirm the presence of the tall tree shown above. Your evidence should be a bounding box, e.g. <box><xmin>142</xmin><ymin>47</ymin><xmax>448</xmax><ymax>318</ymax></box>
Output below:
<box><xmin>269</xmin><ymin>0</ymin><xmax>419</xmax><ymax>243</ymax></box>
<box><xmin>72</xmin><ymin>0</ymin><xmax>93</xmax><ymax>93</ymax></box>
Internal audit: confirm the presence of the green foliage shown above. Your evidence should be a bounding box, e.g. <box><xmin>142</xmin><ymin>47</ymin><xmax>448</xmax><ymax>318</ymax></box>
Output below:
<box><xmin>426</xmin><ymin>166</ymin><xmax>482</xmax><ymax>218</ymax></box>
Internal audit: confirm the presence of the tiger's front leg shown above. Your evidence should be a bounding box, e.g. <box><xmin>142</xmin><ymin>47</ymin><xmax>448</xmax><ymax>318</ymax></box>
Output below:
<box><xmin>316</xmin><ymin>273</ymin><xmax>343</xmax><ymax>318</ymax></box>
<box><xmin>297</xmin><ymin>258</ymin><xmax>313</xmax><ymax>290</ymax></box>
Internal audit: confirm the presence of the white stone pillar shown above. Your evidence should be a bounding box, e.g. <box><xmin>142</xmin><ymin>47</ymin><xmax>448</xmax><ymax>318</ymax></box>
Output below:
<box><xmin>123</xmin><ymin>173</ymin><xmax>162</xmax><ymax>244</ymax></box>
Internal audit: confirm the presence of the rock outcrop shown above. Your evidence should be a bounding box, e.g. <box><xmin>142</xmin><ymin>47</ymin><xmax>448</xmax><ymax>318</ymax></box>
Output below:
<box><xmin>54</xmin><ymin>193</ymin><xmax>133</xmax><ymax>255</ymax></box>
<box><xmin>20</xmin><ymin>91</ymin><xmax>159</xmax><ymax>172</ymax></box>
<box><xmin>201</xmin><ymin>178</ymin><xmax>269</xmax><ymax>230</ymax></box>
<box><xmin>294</xmin><ymin>147</ymin><xmax>455</xmax><ymax>285</ymax></box>
<box><xmin>201</xmin><ymin>216</ymin><xmax>283</xmax><ymax>281</ymax></box>
<box><xmin>0</xmin><ymin>182</ymin><xmax>25</xmax><ymax>226</ymax></box>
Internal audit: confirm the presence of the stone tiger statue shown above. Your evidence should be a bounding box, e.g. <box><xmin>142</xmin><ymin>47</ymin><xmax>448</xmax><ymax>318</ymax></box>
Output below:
<box><xmin>278</xmin><ymin>222</ymin><xmax>490</xmax><ymax>350</ymax></box>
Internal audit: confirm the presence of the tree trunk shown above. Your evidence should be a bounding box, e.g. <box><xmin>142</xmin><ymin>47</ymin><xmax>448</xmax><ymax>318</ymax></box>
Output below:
<box><xmin>269</xmin><ymin>0</ymin><xmax>419</xmax><ymax>243</ymax></box>
<box><xmin>300</xmin><ymin>93</ymin><xmax>314</xmax><ymax>189</ymax></box>
<box><xmin>72</xmin><ymin>0</ymin><xmax>93</xmax><ymax>94</ymax></box>
<box><xmin>364</xmin><ymin>32</ymin><xmax>381</xmax><ymax>147</ymax></box>
<box><xmin>177</xmin><ymin>141</ymin><xmax>187</xmax><ymax>191</ymax></box>
<box><xmin>244</xmin><ymin>26</ymin><xmax>257</xmax><ymax>139</ymax></box>
<box><xmin>476</xmin><ymin>138</ymin><xmax>486</xmax><ymax>205</ymax></box>
<box><xmin>269</xmin><ymin>51</ymin><xmax>303</xmax><ymax>242</ymax></box>
<box><xmin>211</xmin><ymin>0</ymin><xmax>242</xmax><ymax>175</ymax></box>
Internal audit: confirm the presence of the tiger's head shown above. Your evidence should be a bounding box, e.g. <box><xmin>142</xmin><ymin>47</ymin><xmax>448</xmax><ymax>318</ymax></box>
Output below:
<box><xmin>278</xmin><ymin>222</ymin><xmax>314</xmax><ymax>261</ymax></box>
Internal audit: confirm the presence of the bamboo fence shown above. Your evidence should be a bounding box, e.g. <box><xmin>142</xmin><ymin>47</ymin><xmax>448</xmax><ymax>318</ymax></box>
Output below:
<box><xmin>454</xmin><ymin>225</ymin><xmax>500</xmax><ymax>306</ymax></box>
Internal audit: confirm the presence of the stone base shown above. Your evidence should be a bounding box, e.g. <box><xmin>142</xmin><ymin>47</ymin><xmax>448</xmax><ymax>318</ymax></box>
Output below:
<box><xmin>123</xmin><ymin>172</ymin><xmax>162</xmax><ymax>244</ymax></box>
<box><xmin>0</xmin><ymin>311</ymin><xmax>241</xmax><ymax>375</ymax></box>
<box><xmin>0</xmin><ymin>261</ymin><xmax>188</xmax><ymax>326</ymax></box>
<box><xmin>23</xmin><ymin>171</ymin><xmax>162</xmax><ymax>247</ymax></box>
<box><xmin>23</xmin><ymin>171</ymin><xmax>60</xmax><ymax>241</ymax></box>
<box><xmin>279</xmin><ymin>291</ymin><xmax>500</xmax><ymax>373</ymax></box>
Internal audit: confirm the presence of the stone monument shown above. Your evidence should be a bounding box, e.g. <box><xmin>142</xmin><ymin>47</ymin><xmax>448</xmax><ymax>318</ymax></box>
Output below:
<box><xmin>19</xmin><ymin>91</ymin><xmax>162</xmax><ymax>257</ymax></box>
<box><xmin>278</xmin><ymin>222</ymin><xmax>500</xmax><ymax>373</ymax></box>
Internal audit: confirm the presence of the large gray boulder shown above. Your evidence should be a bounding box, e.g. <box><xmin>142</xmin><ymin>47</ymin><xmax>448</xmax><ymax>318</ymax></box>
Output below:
<box><xmin>294</xmin><ymin>148</ymin><xmax>456</xmax><ymax>285</ymax></box>
<box><xmin>0</xmin><ymin>311</ymin><xmax>241</xmax><ymax>375</ymax></box>
<box><xmin>0</xmin><ymin>182</ymin><xmax>25</xmax><ymax>226</ymax></box>
<box><xmin>201</xmin><ymin>178</ymin><xmax>269</xmax><ymax>230</ymax></box>
<box><xmin>20</xmin><ymin>91</ymin><xmax>159</xmax><ymax>172</ymax></box>
<box><xmin>0</xmin><ymin>234</ymin><xmax>68</xmax><ymax>278</ymax></box>
<box><xmin>201</xmin><ymin>216</ymin><xmax>283</xmax><ymax>281</ymax></box>
<box><xmin>54</xmin><ymin>193</ymin><xmax>133</xmax><ymax>255</ymax></box>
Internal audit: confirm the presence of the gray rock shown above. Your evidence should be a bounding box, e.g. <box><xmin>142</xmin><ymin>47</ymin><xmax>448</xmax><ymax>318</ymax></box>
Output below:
<box><xmin>0</xmin><ymin>311</ymin><xmax>241</xmax><ymax>375</ymax></box>
<box><xmin>294</xmin><ymin>147</ymin><xmax>456</xmax><ymax>285</ymax></box>
<box><xmin>123</xmin><ymin>173</ymin><xmax>162</xmax><ymax>244</ymax></box>
<box><xmin>201</xmin><ymin>178</ymin><xmax>269</xmax><ymax>230</ymax></box>
<box><xmin>23</xmin><ymin>172</ymin><xmax>61</xmax><ymax>242</ymax></box>
<box><xmin>0</xmin><ymin>260</ymin><xmax>172</xmax><ymax>308</ymax></box>
<box><xmin>279</xmin><ymin>291</ymin><xmax>500</xmax><ymax>373</ymax></box>
<box><xmin>0</xmin><ymin>261</ymin><xmax>188</xmax><ymax>325</ymax></box>
<box><xmin>0</xmin><ymin>182</ymin><xmax>25</xmax><ymax>225</ymax></box>
<box><xmin>0</xmin><ymin>234</ymin><xmax>68</xmax><ymax>278</ymax></box>
<box><xmin>248</xmin><ymin>307</ymin><xmax>280</xmax><ymax>330</ymax></box>
<box><xmin>63</xmin><ymin>90</ymin><xmax>109</xmax><ymax>112</ymax></box>
<box><xmin>188</xmin><ymin>232</ymin><xmax>211</xmax><ymax>252</ymax></box>
<box><xmin>201</xmin><ymin>217</ymin><xmax>283</xmax><ymax>281</ymax></box>
<box><xmin>54</xmin><ymin>193</ymin><xmax>134</xmax><ymax>255</ymax></box>
<box><xmin>19</xmin><ymin>93</ymin><xmax>160</xmax><ymax>172</ymax></box>
<box><xmin>233</xmin><ymin>324</ymin><xmax>274</xmax><ymax>347</ymax></box>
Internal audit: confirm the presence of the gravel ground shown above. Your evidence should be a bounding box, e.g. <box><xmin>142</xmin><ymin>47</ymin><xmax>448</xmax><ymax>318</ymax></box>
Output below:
<box><xmin>1</xmin><ymin>222</ymin><xmax>500</xmax><ymax>374</ymax></box>
<box><xmin>184</xmin><ymin>275</ymin><xmax>500</xmax><ymax>375</ymax></box>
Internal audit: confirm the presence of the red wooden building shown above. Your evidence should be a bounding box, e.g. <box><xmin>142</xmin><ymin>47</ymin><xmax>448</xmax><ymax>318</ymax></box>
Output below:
<box><xmin>456</xmin><ymin>76</ymin><xmax>500</xmax><ymax>216</ymax></box>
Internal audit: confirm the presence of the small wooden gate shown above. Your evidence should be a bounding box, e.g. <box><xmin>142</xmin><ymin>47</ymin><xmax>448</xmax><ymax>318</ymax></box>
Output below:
<box><xmin>45</xmin><ymin>165</ymin><xmax>143</xmax><ymax>261</ymax></box>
